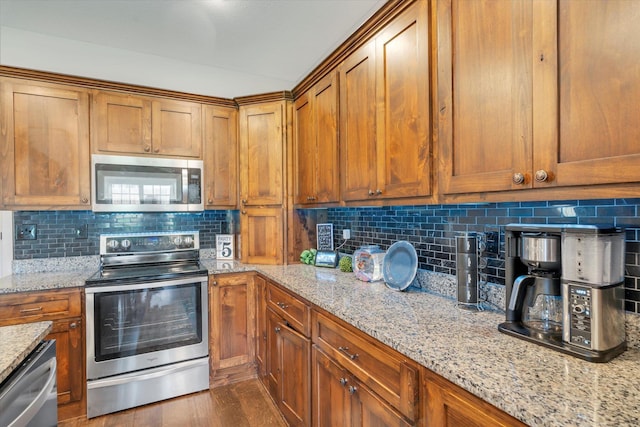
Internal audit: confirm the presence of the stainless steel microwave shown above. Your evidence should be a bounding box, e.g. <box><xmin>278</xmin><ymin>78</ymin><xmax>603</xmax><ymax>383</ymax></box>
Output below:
<box><xmin>91</xmin><ymin>154</ymin><xmax>203</xmax><ymax>212</ymax></box>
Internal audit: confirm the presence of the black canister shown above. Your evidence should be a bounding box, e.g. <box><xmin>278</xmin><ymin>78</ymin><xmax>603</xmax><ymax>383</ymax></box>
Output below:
<box><xmin>456</xmin><ymin>235</ymin><xmax>478</xmax><ymax>304</ymax></box>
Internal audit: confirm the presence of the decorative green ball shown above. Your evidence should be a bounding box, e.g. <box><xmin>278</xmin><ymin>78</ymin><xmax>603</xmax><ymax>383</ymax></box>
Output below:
<box><xmin>339</xmin><ymin>256</ymin><xmax>353</xmax><ymax>272</ymax></box>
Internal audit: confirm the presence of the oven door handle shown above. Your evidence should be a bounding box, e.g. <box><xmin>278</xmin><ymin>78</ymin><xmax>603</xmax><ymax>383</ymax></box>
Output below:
<box><xmin>85</xmin><ymin>275</ymin><xmax>207</xmax><ymax>294</ymax></box>
<box><xmin>87</xmin><ymin>357</ymin><xmax>207</xmax><ymax>389</ymax></box>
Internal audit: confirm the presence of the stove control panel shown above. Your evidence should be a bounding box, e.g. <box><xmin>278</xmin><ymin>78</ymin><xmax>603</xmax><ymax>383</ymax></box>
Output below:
<box><xmin>100</xmin><ymin>232</ymin><xmax>199</xmax><ymax>254</ymax></box>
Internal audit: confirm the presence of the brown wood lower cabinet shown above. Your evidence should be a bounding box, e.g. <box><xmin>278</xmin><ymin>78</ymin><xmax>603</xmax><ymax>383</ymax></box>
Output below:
<box><xmin>313</xmin><ymin>347</ymin><xmax>411</xmax><ymax>427</ymax></box>
<box><xmin>422</xmin><ymin>369</ymin><xmax>527</xmax><ymax>427</ymax></box>
<box><xmin>0</xmin><ymin>288</ymin><xmax>85</xmax><ymax>421</ymax></box>
<box><xmin>209</xmin><ymin>273</ymin><xmax>257</xmax><ymax>386</ymax></box>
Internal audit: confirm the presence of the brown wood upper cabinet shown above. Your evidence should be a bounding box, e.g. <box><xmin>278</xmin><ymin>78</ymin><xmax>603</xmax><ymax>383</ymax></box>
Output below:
<box><xmin>294</xmin><ymin>72</ymin><xmax>340</xmax><ymax>206</ymax></box>
<box><xmin>340</xmin><ymin>1</ymin><xmax>430</xmax><ymax>202</ymax></box>
<box><xmin>0</xmin><ymin>78</ymin><xmax>91</xmax><ymax>209</ymax></box>
<box><xmin>203</xmin><ymin>105</ymin><xmax>238</xmax><ymax>208</ymax></box>
<box><xmin>92</xmin><ymin>91</ymin><xmax>202</xmax><ymax>158</ymax></box>
<box><xmin>438</xmin><ymin>0</ymin><xmax>640</xmax><ymax>194</ymax></box>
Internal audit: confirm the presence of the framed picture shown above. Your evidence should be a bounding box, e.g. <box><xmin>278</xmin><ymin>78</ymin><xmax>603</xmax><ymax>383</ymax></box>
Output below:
<box><xmin>216</xmin><ymin>234</ymin><xmax>234</xmax><ymax>260</ymax></box>
<box><xmin>316</xmin><ymin>223</ymin><xmax>334</xmax><ymax>251</ymax></box>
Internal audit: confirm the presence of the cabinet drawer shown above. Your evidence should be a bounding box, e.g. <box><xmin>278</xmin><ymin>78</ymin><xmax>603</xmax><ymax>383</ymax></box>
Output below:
<box><xmin>267</xmin><ymin>282</ymin><xmax>310</xmax><ymax>337</ymax></box>
<box><xmin>312</xmin><ymin>310</ymin><xmax>419</xmax><ymax>421</ymax></box>
<box><xmin>0</xmin><ymin>288</ymin><xmax>82</xmax><ymax>325</ymax></box>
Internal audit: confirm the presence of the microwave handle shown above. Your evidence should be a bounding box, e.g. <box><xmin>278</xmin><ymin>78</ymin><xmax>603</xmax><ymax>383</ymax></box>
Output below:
<box><xmin>182</xmin><ymin>169</ymin><xmax>189</xmax><ymax>204</ymax></box>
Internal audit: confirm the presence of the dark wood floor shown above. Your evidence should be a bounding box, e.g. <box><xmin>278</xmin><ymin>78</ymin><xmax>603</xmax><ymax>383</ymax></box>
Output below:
<box><xmin>59</xmin><ymin>379</ymin><xmax>287</xmax><ymax>427</ymax></box>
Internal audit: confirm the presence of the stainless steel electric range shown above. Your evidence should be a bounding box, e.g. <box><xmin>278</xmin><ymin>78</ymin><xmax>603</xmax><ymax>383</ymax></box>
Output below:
<box><xmin>85</xmin><ymin>231</ymin><xmax>209</xmax><ymax>418</ymax></box>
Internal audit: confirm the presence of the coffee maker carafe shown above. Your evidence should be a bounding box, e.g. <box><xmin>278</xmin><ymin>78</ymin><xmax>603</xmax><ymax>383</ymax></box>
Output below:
<box><xmin>499</xmin><ymin>224</ymin><xmax>626</xmax><ymax>362</ymax></box>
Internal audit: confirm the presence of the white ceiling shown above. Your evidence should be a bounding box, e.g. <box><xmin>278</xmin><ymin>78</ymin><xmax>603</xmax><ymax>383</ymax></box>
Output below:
<box><xmin>0</xmin><ymin>0</ymin><xmax>387</xmax><ymax>98</ymax></box>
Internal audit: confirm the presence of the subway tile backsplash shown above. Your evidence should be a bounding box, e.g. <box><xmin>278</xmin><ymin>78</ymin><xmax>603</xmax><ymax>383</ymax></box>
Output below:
<box><xmin>12</xmin><ymin>198</ymin><xmax>640</xmax><ymax>314</ymax></box>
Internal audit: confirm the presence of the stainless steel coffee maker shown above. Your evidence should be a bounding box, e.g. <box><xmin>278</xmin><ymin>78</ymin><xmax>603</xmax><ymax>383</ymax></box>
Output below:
<box><xmin>499</xmin><ymin>224</ymin><xmax>626</xmax><ymax>362</ymax></box>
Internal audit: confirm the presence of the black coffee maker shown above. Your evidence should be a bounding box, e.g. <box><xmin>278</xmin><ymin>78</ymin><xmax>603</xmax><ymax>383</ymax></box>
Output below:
<box><xmin>499</xmin><ymin>224</ymin><xmax>627</xmax><ymax>362</ymax></box>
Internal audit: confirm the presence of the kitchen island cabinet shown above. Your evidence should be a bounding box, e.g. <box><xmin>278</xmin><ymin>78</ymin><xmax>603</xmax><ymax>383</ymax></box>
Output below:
<box><xmin>209</xmin><ymin>273</ymin><xmax>256</xmax><ymax>386</ymax></box>
<box><xmin>339</xmin><ymin>0</ymin><xmax>430</xmax><ymax>203</ymax></box>
<box><xmin>438</xmin><ymin>0</ymin><xmax>640</xmax><ymax>195</ymax></box>
<box><xmin>92</xmin><ymin>90</ymin><xmax>202</xmax><ymax>158</ymax></box>
<box><xmin>0</xmin><ymin>287</ymin><xmax>85</xmax><ymax>421</ymax></box>
<box><xmin>0</xmin><ymin>78</ymin><xmax>91</xmax><ymax>209</ymax></box>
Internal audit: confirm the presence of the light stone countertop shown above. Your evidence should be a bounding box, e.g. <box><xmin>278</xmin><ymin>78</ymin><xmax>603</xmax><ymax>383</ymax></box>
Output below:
<box><xmin>0</xmin><ymin>322</ymin><xmax>52</xmax><ymax>384</ymax></box>
<box><xmin>4</xmin><ymin>258</ymin><xmax>640</xmax><ymax>426</ymax></box>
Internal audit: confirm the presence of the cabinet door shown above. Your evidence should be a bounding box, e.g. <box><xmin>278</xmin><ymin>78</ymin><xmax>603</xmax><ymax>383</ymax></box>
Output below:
<box><xmin>375</xmin><ymin>1</ymin><xmax>431</xmax><ymax>199</ymax></box>
<box><xmin>352</xmin><ymin>379</ymin><xmax>411</xmax><ymax>427</ymax></box>
<box><xmin>209</xmin><ymin>274</ymin><xmax>256</xmax><ymax>382</ymax></box>
<box><xmin>151</xmin><ymin>99</ymin><xmax>202</xmax><ymax>158</ymax></box>
<box><xmin>534</xmin><ymin>0</ymin><xmax>640</xmax><ymax>187</ymax></box>
<box><xmin>437</xmin><ymin>0</ymin><xmax>533</xmax><ymax>194</ymax></box>
<box><xmin>266</xmin><ymin>307</ymin><xmax>282</xmax><ymax>399</ymax></box>
<box><xmin>239</xmin><ymin>102</ymin><xmax>284</xmax><ymax>206</ymax></box>
<box><xmin>313</xmin><ymin>72</ymin><xmax>340</xmax><ymax>204</ymax></box>
<box><xmin>0</xmin><ymin>79</ymin><xmax>91</xmax><ymax>208</ymax></box>
<box><xmin>47</xmin><ymin>318</ymin><xmax>83</xmax><ymax>407</ymax></box>
<box><xmin>255</xmin><ymin>275</ymin><xmax>268</xmax><ymax>381</ymax></box>
<box><xmin>424</xmin><ymin>369</ymin><xmax>526</xmax><ymax>427</ymax></box>
<box><xmin>294</xmin><ymin>91</ymin><xmax>316</xmax><ymax>204</ymax></box>
<box><xmin>241</xmin><ymin>207</ymin><xmax>284</xmax><ymax>264</ymax></box>
<box><xmin>91</xmin><ymin>91</ymin><xmax>152</xmax><ymax>154</ymax></box>
<box><xmin>339</xmin><ymin>40</ymin><xmax>377</xmax><ymax>202</ymax></box>
<box><xmin>278</xmin><ymin>315</ymin><xmax>311</xmax><ymax>427</ymax></box>
<box><xmin>312</xmin><ymin>347</ymin><xmax>352</xmax><ymax>427</ymax></box>
<box><xmin>203</xmin><ymin>105</ymin><xmax>238</xmax><ymax>208</ymax></box>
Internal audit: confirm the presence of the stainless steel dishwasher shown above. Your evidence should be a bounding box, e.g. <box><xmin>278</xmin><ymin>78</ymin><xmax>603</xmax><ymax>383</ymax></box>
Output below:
<box><xmin>0</xmin><ymin>340</ymin><xmax>58</xmax><ymax>427</ymax></box>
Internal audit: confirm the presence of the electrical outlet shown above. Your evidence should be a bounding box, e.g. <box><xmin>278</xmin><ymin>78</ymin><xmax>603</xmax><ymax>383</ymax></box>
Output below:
<box><xmin>75</xmin><ymin>224</ymin><xmax>88</xmax><ymax>239</ymax></box>
<box><xmin>16</xmin><ymin>224</ymin><xmax>37</xmax><ymax>240</ymax></box>
<box><xmin>342</xmin><ymin>229</ymin><xmax>351</xmax><ymax>240</ymax></box>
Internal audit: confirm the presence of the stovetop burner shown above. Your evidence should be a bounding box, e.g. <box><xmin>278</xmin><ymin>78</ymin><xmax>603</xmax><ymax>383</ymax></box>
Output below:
<box><xmin>86</xmin><ymin>231</ymin><xmax>207</xmax><ymax>286</ymax></box>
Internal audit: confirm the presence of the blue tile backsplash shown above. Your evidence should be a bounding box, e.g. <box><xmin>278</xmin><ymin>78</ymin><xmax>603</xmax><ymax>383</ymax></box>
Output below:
<box><xmin>12</xmin><ymin>198</ymin><xmax>640</xmax><ymax>314</ymax></box>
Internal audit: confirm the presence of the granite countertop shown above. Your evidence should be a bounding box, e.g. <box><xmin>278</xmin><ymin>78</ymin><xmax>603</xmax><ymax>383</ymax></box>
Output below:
<box><xmin>0</xmin><ymin>322</ymin><xmax>53</xmax><ymax>384</ymax></box>
<box><xmin>3</xmin><ymin>259</ymin><xmax>640</xmax><ymax>426</ymax></box>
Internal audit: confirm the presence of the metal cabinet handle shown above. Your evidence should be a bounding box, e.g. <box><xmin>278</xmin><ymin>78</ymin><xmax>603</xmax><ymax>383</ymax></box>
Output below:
<box><xmin>241</xmin><ymin>199</ymin><xmax>247</xmax><ymax>205</ymax></box>
<box><xmin>70</xmin><ymin>322</ymin><xmax>78</xmax><ymax>329</ymax></box>
<box><xmin>375</xmin><ymin>189</ymin><xmax>382</xmax><ymax>195</ymax></box>
<box><xmin>276</xmin><ymin>302</ymin><xmax>289</xmax><ymax>310</ymax></box>
<box><xmin>368</xmin><ymin>190</ymin><xmax>375</xmax><ymax>196</ymax></box>
<box><xmin>512</xmin><ymin>173</ymin><xmax>525</xmax><ymax>185</ymax></box>
<box><xmin>535</xmin><ymin>169</ymin><xmax>549</xmax><ymax>182</ymax></box>
<box><xmin>241</xmin><ymin>210</ymin><xmax>246</xmax><ymax>215</ymax></box>
<box><xmin>338</xmin><ymin>346</ymin><xmax>359</xmax><ymax>360</ymax></box>
<box><xmin>339</xmin><ymin>377</ymin><xmax>348</xmax><ymax>386</ymax></box>
<box><xmin>207</xmin><ymin>198</ymin><xmax>213</xmax><ymax>204</ymax></box>
<box><xmin>212</xmin><ymin>280</ymin><xmax>218</xmax><ymax>286</ymax></box>
<box><xmin>348</xmin><ymin>385</ymin><xmax>357</xmax><ymax>395</ymax></box>
<box><xmin>274</xmin><ymin>326</ymin><xmax>281</xmax><ymax>333</ymax></box>
<box><xmin>20</xmin><ymin>307</ymin><xmax>43</xmax><ymax>314</ymax></box>
<box><xmin>154</xmin><ymin>148</ymin><xmax>160</xmax><ymax>153</ymax></box>
<box><xmin>144</xmin><ymin>145</ymin><xmax>151</xmax><ymax>152</ymax></box>
<box><xmin>80</xmin><ymin>197</ymin><xmax>89</xmax><ymax>204</ymax></box>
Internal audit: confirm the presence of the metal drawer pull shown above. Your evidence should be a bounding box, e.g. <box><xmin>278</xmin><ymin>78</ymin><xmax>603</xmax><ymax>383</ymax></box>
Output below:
<box><xmin>276</xmin><ymin>302</ymin><xmax>289</xmax><ymax>309</ymax></box>
<box><xmin>339</xmin><ymin>377</ymin><xmax>348</xmax><ymax>386</ymax></box>
<box><xmin>348</xmin><ymin>385</ymin><xmax>357</xmax><ymax>395</ymax></box>
<box><xmin>20</xmin><ymin>307</ymin><xmax>44</xmax><ymax>314</ymax></box>
<box><xmin>338</xmin><ymin>346</ymin><xmax>359</xmax><ymax>360</ymax></box>
<box><xmin>274</xmin><ymin>326</ymin><xmax>281</xmax><ymax>333</ymax></box>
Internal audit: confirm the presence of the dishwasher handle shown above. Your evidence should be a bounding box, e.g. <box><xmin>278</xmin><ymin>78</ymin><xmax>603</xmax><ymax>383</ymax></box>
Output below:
<box><xmin>8</xmin><ymin>357</ymin><xmax>57</xmax><ymax>427</ymax></box>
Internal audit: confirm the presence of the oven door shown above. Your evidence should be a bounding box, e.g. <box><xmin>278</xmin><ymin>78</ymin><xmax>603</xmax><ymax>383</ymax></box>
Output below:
<box><xmin>86</xmin><ymin>276</ymin><xmax>208</xmax><ymax>380</ymax></box>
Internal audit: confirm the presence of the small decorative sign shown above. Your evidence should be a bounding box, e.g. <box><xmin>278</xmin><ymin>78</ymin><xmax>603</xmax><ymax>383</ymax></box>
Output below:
<box><xmin>316</xmin><ymin>223</ymin><xmax>334</xmax><ymax>251</ymax></box>
<box><xmin>216</xmin><ymin>234</ymin><xmax>234</xmax><ymax>260</ymax></box>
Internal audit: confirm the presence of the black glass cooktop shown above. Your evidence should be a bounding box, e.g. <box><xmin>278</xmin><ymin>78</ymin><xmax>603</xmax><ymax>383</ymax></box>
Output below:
<box><xmin>85</xmin><ymin>261</ymin><xmax>208</xmax><ymax>286</ymax></box>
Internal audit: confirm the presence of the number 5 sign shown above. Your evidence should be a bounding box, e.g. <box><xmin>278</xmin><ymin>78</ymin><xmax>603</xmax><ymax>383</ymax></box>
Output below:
<box><xmin>216</xmin><ymin>234</ymin><xmax>235</xmax><ymax>260</ymax></box>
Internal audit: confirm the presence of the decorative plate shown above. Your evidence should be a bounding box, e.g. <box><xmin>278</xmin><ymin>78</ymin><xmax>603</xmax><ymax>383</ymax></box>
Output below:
<box><xmin>383</xmin><ymin>241</ymin><xmax>418</xmax><ymax>291</ymax></box>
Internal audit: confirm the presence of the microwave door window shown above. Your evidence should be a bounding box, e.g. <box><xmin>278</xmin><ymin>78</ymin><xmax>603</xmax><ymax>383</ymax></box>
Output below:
<box><xmin>96</xmin><ymin>166</ymin><xmax>183</xmax><ymax>205</ymax></box>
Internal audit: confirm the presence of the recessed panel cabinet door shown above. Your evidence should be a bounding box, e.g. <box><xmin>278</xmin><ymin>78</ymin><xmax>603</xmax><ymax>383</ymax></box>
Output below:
<box><xmin>152</xmin><ymin>99</ymin><xmax>202</xmax><ymax>157</ymax></box>
<box><xmin>239</xmin><ymin>102</ymin><xmax>284</xmax><ymax>206</ymax></box>
<box><xmin>204</xmin><ymin>105</ymin><xmax>238</xmax><ymax>208</ymax></box>
<box><xmin>241</xmin><ymin>208</ymin><xmax>284</xmax><ymax>264</ymax></box>
<box><xmin>0</xmin><ymin>79</ymin><xmax>91</xmax><ymax>208</ymax></box>
<box><xmin>92</xmin><ymin>91</ymin><xmax>152</xmax><ymax>154</ymax></box>
<box><xmin>312</xmin><ymin>347</ymin><xmax>352</xmax><ymax>427</ymax></box>
<box><xmin>294</xmin><ymin>92</ymin><xmax>316</xmax><ymax>204</ymax></box>
<box><xmin>339</xmin><ymin>40</ymin><xmax>377</xmax><ymax>202</ymax></box>
<box><xmin>438</xmin><ymin>0</ymin><xmax>533</xmax><ymax>194</ymax></box>
<box><xmin>535</xmin><ymin>0</ymin><xmax>640</xmax><ymax>187</ymax></box>
<box><xmin>375</xmin><ymin>0</ymin><xmax>430</xmax><ymax>199</ymax></box>
<box><xmin>313</xmin><ymin>73</ymin><xmax>340</xmax><ymax>204</ymax></box>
